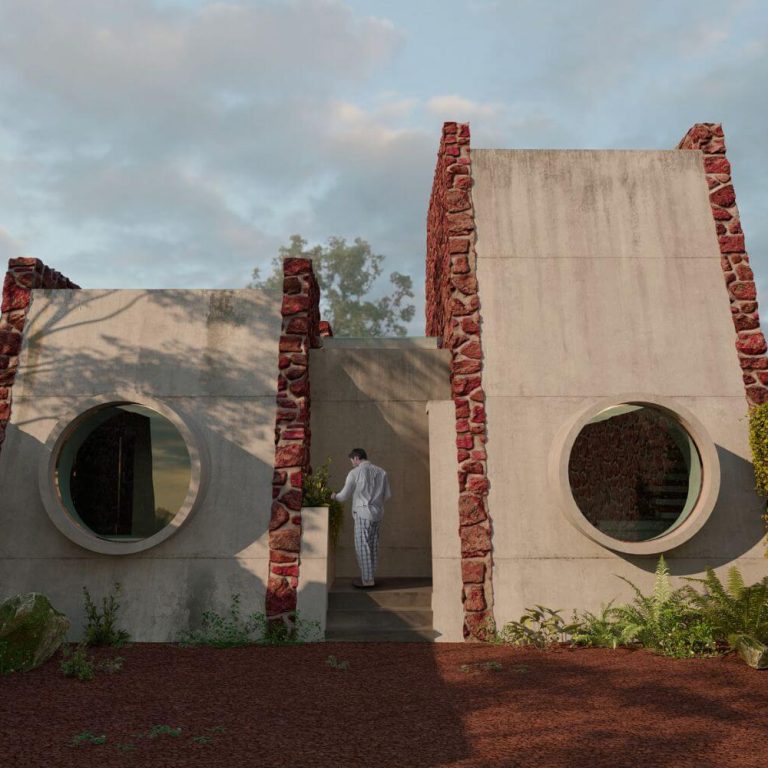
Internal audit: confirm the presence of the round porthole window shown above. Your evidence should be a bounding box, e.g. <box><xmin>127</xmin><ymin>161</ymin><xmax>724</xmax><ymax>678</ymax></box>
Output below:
<box><xmin>40</xmin><ymin>397</ymin><xmax>206</xmax><ymax>555</ymax></box>
<box><xmin>551</xmin><ymin>395</ymin><xmax>720</xmax><ymax>555</ymax></box>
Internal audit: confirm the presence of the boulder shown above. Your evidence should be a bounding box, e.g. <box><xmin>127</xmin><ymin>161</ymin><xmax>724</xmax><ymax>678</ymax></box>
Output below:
<box><xmin>729</xmin><ymin>633</ymin><xmax>768</xmax><ymax>670</ymax></box>
<box><xmin>0</xmin><ymin>593</ymin><xmax>70</xmax><ymax>673</ymax></box>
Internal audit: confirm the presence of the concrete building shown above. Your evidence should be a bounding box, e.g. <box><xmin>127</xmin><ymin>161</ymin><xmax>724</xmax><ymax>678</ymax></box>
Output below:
<box><xmin>1</xmin><ymin>122</ymin><xmax>765</xmax><ymax>642</ymax></box>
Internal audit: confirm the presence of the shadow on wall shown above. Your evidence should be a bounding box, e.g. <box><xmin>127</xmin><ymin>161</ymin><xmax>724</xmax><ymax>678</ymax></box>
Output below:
<box><xmin>620</xmin><ymin>445</ymin><xmax>765</xmax><ymax>576</ymax></box>
<box><xmin>0</xmin><ymin>289</ymin><xmax>286</xmax><ymax>641</ymax></box>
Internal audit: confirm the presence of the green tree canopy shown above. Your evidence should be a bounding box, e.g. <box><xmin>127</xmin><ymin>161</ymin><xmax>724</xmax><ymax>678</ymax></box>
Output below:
<box><xmin>249</xmin><ymin>235</ymin><xmax>415</xmax><ymax>337</ymax></box>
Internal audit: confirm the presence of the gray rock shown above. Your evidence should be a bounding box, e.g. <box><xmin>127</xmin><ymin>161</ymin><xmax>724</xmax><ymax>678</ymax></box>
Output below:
<box><xmin>729</xmin><ymin>633</ymin><xmax>768</xmax><ymax>670</ymax></box>
<box><xmin>0</xmin><ymin>593</ymin><xmax>70</xmax><ymax>674</ymax></box>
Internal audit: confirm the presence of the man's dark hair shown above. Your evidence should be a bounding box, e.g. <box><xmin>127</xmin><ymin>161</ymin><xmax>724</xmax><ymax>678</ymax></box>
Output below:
<box><xmin>348</xmin><ymin>448</ymin><xmax>368</xmax><ymax>461</ymax></box>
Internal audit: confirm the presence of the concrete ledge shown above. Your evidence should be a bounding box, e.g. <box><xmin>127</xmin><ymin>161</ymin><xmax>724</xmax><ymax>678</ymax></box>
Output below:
<box><xmin>320</xmin><ymin>337</ymin><xmax>441</xmax><ymax>350</ymax></box>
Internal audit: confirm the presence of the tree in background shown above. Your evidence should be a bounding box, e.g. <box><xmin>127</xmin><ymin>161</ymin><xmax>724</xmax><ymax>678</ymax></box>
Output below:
<box><xmin>249</xmin><ymin>235</ymin><xmax>415</xmax><ymax>337</ymax></box>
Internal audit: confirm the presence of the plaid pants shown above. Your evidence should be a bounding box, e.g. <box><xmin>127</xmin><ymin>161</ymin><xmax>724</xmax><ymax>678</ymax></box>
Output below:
<box><xmin>353</xmin><ymin>516</ymin><xmax>380</xmax><ymax>583</ymax></box>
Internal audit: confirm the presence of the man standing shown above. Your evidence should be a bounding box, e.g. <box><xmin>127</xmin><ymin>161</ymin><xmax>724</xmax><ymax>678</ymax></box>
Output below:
<box><xmin>331</xmin><ymin>448</ymin><xmax>391</xmax><ymax>589</ymax></box>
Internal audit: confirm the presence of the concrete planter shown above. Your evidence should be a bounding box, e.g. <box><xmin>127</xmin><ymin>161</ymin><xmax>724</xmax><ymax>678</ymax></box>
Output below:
<box><xmin>295</xmin><ymin>506</ymin><xmax>332</xmax><ymax>639</ymax></box>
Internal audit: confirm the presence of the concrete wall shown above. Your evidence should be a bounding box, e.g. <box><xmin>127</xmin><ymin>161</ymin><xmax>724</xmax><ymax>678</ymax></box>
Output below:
<box><xmin>310</xmin><ymin>338</ymin><xmax>451</xmax><ymax>579</ymax></box>
<box><xmin>428</xmin><ymin>399</ymin><xmax>464</xmax><ymax>641</ymax></box>
<box><xmin>0</xmin><ymin>288</ymin><xmax>282</xmax><ymax>641</ymax></box>
<box><xmin>471</xmin><ymin>149</ymin><xmax>767</xmax><ymax>625</ymax></box>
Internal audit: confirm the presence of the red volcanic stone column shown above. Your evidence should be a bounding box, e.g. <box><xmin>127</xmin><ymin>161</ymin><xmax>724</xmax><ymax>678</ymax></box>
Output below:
<box><xmin>678</xmin><ymin>123</ymin><xmax>768</xmax><ymax>404</ymax></box>
<box><xmin>266</xmin><ymin>257</ymin><xmax>322</xmax><ymax>622</ymax></box>
<box><xmin>0</xmin><ymin>258</ymin><xmax>79</xmax><ymax>455</ymax></box>
<box><xmin>427</xmin><ymin>122</ymin><xmax>494</xmax><ymax>641</ymax></box>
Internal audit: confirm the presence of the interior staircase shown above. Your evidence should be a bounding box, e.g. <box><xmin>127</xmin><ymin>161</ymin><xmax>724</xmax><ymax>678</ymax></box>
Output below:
<box><xmin>325</xmin><ymin>577</ymin><xmax>436</xmax><ymax>642</ymax></box>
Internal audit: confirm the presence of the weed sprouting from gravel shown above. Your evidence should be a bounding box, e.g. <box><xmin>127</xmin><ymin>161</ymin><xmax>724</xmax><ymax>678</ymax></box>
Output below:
<box><xmin>326</xmin><ymin>654</ymin><xmax>350</xmax><ymax>670</ymax></box>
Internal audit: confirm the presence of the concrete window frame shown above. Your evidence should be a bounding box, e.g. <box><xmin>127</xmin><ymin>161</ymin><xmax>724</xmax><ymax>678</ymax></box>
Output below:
<box><xmin>549</xmin><ymin>394</ymin><xmax>721</xmax><ymax>555</ymax></box>
<box><xmin>38</xmin><ymin>393</ymin><xmax>208</xmax><ymax>555</ymax></box>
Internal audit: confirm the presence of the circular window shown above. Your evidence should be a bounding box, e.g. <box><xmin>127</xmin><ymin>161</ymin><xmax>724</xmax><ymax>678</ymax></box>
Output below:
<box><xmin>39</xmin><ymin>397</ymin><xmax>206</xmax><ymax>555</ymax></box>
<box><xmin>568</xmin><ymin>405</ymin><xmax>701</xmax><ymax>542</ymax></box>
<box><xmin>551</xmin><ymin>395</ymin><xmax>720</xmax><ymax>555</ymax></box>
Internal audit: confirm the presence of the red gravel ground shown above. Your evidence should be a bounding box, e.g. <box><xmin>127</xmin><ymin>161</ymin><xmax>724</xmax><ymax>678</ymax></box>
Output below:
<box><xmin>2</xmin><ymin>642</ymin><xmax>768</xmax><ymax>768</ymax></box>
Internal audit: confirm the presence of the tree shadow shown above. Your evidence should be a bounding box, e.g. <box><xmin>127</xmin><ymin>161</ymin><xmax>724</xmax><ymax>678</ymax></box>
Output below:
<box><xmin>0</xmin><ymin>288</ymin><xmax>284</xmax><ymax>641</ymax></box>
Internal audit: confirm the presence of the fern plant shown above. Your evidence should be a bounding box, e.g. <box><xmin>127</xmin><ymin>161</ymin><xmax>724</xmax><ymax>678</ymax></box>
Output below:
<box><xmin>303</xmin><ymin>460</ymin><xmax>344</xmax><ymax>547</ymax></box>
<box><xmin>682</xmin><ymin>566</ymin><xmax>768</xmax><ymax>644</ymax></box>
<box><xmin>613</xmin><ymin>556</ymin><xmax>718</xmax><ymax>658</ymax></box>
<box><xmin>567</xmin><ymin>602</ymin><xmax>624</xmax><ymax>649</ymax></box>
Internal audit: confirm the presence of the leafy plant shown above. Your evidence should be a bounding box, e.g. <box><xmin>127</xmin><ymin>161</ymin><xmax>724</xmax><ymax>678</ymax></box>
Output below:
<box><xmin>149</xmin><ymin>725</ymin><xmax>182</xmax><ymax>738</ymax></box>
<box><xmin>99</xmin><ymin>656</ymin><xmax>124</xmax><ymax>674</ymax></box>
<box><xmin>567</xmin><ymin>602</ymin><xmax>625</xmax><ymax>649</ymax></box>
<box><xmin>326</xmin><ymin>654</ymin><xmax>350</xmax><ymax>670</ymax></box>
<box><xmin>82</xmin><ymin>583</ymin><xmax>130</xmax><ymax>647</ymax></box>
<box><xmin>492</xmin><ymin>606</ymin><xmax>569</xmax><ymax>648</ymax></box>
<box><xmin>179</xmin><ymin>594</ymin><xmax>254</xmax><ymax>647</ymax></box>
<box><xmin>682</xmin><ymin>566</ymin><xmax>768</xmax><ymax>644</ymax></box>
<box><xmin>303</xmin><ymin>460</ymin><xmax>344</xmax><ymax>547</ymax></box>
<box><xmin>613</xmin><ymin>556</ymin><xmax>718</xmax><ymax>658</ymax></box>
<box><xmin>460</xmin><ymin>661</ymin><xmax>502</xmax><ymax>673</ymax></box>
<box><xmin>60</xmin><ymin>643</ymin><xmax>124</xmax><ymax>680</ymax></box>
<box><xmin>60</xmin><ymin>644</ymin><xmax>95</xmax><ymax>681</ymax></box>
<box><xmin>71</xmin><ymin>731</ymin><xmax>106</xmax><ymax>746</ymax></box>
<box><xmin>178</xmin><ymin>594</ymin><xmax>321</xmax><ymax>647</ymax></box>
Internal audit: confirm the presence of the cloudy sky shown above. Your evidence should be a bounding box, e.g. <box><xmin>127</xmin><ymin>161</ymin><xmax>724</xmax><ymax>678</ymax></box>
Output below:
<box><xmin>0</xmin><ymin>0</ymin><xmax>766</xmax><ymax>332</ymax></box>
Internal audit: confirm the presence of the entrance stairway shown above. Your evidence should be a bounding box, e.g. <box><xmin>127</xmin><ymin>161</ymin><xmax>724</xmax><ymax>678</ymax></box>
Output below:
<box><xmin>325</xmin><ymin>578</ymin><xmax>436</xmax><ymax>642</ymax></box>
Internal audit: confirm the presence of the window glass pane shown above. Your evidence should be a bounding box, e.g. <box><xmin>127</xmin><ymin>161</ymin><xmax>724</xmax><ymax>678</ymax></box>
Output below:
<box><xmin>56</xmin><ymin>404</ymin><xmax>191</xmax><ymax>540</ymax></box>
<box><xmin>568</xmin><ymin>404</ymin><xmax>702</xmax><ymax>542</ymax></box>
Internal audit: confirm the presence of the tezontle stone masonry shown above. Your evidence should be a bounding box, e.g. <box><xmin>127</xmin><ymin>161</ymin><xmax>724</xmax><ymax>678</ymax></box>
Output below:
<box><xmin>678</xmin><ymin>123</ymin><xmax>768</xmax><ymax>405</ymax></box>
<box><xmin>266</xmin><ymin>257</ymin><xmax>323</xmax><ymax>622</ymax></box>
<box><xmin>0</xmin><ymin>258</ymin><xmax>79</xmax><ymax>458</ymax></box>
<box><xmin>427</xmin><ymin>122</ymin><xmax>494</xmax><ymax>641</ymax></box>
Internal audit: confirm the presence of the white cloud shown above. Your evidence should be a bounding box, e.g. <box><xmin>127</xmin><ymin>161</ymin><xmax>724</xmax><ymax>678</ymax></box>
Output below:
<box><xmin>0</xmin><ymin>228</ymin><xmax>23</xmax><ymax>261</ymax></box>
<box><xmin>0</xmin><ymin>0</ymin><xmax>765</xmax><ymax>336</ymax></box>
<box><xmin>426</xmin><ymin>95</ymin><xmax>501</xmax><ymax>119</ymax></box>
<box><xmin>0</xmin><ymin>0</ymin><xmax>406</xmax><ymax>290</ymax></box>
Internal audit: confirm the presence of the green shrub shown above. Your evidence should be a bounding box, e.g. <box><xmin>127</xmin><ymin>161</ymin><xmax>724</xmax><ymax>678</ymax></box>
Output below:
<box><xmin>303</xmin><ymin>460</ymin><xmax>344</xmax><ymax>547</ymax></box>
<box><xmin>71</xmin><ymin>731</ymin><xmax>107</xmax><ymax>746</ymax></box>
<box><xmin>178</xmin><ymin>593</ymin><xmax>321</xmax><ymax>647</ymax></box>
<box><xmin>749</xmin><ymin>403</ymin><xmax>768</xmax><ymax>496</ymax></box>
<box><xmin>613</xmin><ymin>556</ymin><xmax>718</xmax><ymax>658</ymax></box>
<box><xmin>82</xmin><ymin>583</ymin><xmax>130</xmax><ymax>647</ymax></box>
<box><xmin>492</xmin><ymin>606</ymin><xmax>568</xmax><ymax>648</ymax></box>
<box><xmin>682</xmin><ymin>566</ymin><xmax>768</xmax><ymax>645</ymax></box>
<box><xmin>748</xmin><ymin>403</ymin><xmax>768</xmax><ymax>555</ymax></box>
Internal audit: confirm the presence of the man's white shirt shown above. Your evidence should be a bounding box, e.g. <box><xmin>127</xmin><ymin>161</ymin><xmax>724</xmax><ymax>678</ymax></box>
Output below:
<box><xmin>335</xmin><ymin>461</ymin><xmax>391</xmax><ymax>522</ymax></box>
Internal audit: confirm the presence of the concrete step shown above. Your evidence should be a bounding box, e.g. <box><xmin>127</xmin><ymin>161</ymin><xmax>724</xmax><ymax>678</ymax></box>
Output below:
<box><xmin>326</xmin><ymin>607</ymin><xmax>433</xmax><ymax>633</ymax></box>
<box><xmin>324</xmin><ymin>629</ymin><xmax>438</xmax><ymax>643</ymax></box>
<box><xmin>328</xmin><ymin>581</ymin><xmax>432</xmax><ymax>610</ymax></box>
<box><xmin>325</xmin><ymin>577</ymin><xmax>434</xmax><ymax>642</ymax></box>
